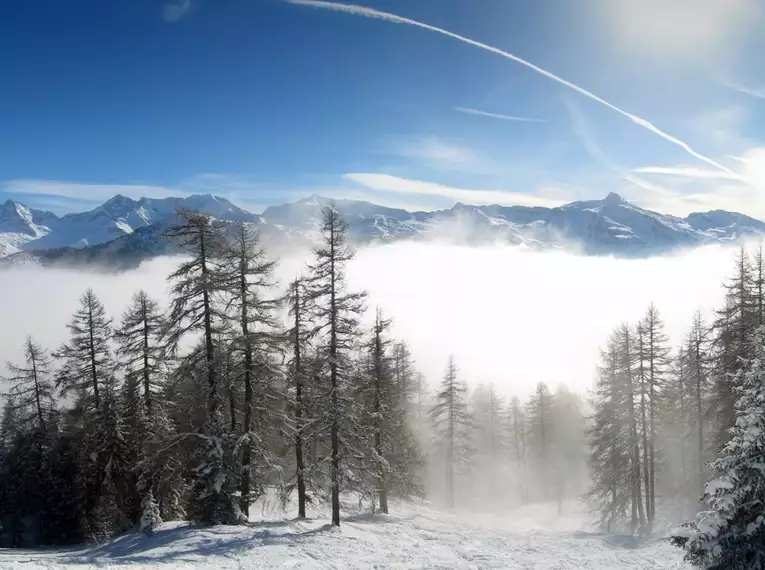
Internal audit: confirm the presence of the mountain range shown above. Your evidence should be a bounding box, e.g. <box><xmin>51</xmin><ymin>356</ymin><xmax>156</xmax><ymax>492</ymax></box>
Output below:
<box><xmin>1</xmin><ymin>192</ymin><xmax>763</xmax><ymax>270</ymax></box>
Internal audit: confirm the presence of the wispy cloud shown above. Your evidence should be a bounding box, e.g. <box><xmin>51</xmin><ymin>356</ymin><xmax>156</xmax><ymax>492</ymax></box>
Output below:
<box><xmin>717</xmin><ymin>77</ymin><xmax>765</xmax><ymax>101</ymax></box>
<box><xmin>454</xmin><ymin>106</ymin><xmax>545</xmax><ymax>123</ymax></box>
<box><xmin>386</xmin><ymin>136</ymin><xmax>502</xmax><ymax>176</ymax></box>
<box><xmin>163</xmin><ymin>0</ymin><xmax>192</xmax><ymax>23</ymax></box>
<box><xmin>343</xmin><ymin>172</ymin><xmax>563</xmax><ymax>208</ymax></box>
<box><xmin>287</xmin><ymin>0</ymin><xmax>752</xmax><ymax>187</ymax></box>
<box><xmin>633</xmin><ymin>166</ymin><xmax>741</xmax><ymax>180</ymax></box>
<box><xmin>2</xmin><ymin>180</ymin><xmax>183</xmax><ymax>212</ymax></box>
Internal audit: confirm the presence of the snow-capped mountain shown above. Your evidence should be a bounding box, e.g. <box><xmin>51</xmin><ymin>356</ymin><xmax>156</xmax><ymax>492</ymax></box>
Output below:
<box><xmin>0</xmin><ymin>200</ymin><xmax>59</xmax><ymax>257</ymax></box>
<box><xmin>25</xmin><ymin>194</ymin><xmax>261</xmax><ymax>251</ymax></box>
<box><xmin>1</xmin><ymin>191</ymin><xmax>764</xmax><ymax>270</ymax></box>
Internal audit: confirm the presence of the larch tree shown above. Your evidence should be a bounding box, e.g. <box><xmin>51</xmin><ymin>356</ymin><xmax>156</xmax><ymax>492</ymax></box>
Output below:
<box><xmin>618</xmin><ymin>324</ymin><xmax>646</xmax><ymax>533</ymax></box>
<box><xmin>115</xmin><ymin>290</ymin><xmax>166</xmax><ymax>416</ymax></box>
<box><xmin>588</xmin><ymin>333</ymin><xmax>631</xmax><ymax>532</ymax></box>
<box><xmin>526</xmin><ymin>381</ymin><xmax>553</xmax><ymax>500</ymax></box>
<box><xmin>4</xmin><ymin>338</ymin><xmax>55</xmax><ymax>433</ymax></box>
<box><xmin>217</xmin><ymin>222</ymin><xmax>282</xmax><ymax>517</ymax></box>
<box><xmin>54</xmin><ymin>289</ymin><xmax>125</xmax><ymax>539</ymax></box>
<box><xmin>54</xmin><ymin>289</ymin><xmax>114</xmax><ymax>415</ymax></box>
<box><xmin>305</xmin><ymin>204</ymin><xmax>367</xmax><ymax>526</ymax></box>
<box><xmin>507</xmin><ymin>396</ymin><xmax>528</xmax><ymax>503</ymax></box>
<box><xmin>285</xmin><ymin>277</ymin><xmax>313</xmax><ymax>518</ymax></box>
<box><xmin>429</xmin><ymin>355</ymin><xmax>474</xmax><ymax>509</ymax></box>
<box><xmin>638</xmin><ymin>303</ymin><xmax>670</xmax><ymax>526</ymax></box>
<box><xmin>367</xmin><ymin>308</ymin><xmax>394</xmax><ymax>513</ymax></box>
<box><xmin>164</xmin><ymin>209</ymin><xmax>239</xmax><ymax>525</ymax></box>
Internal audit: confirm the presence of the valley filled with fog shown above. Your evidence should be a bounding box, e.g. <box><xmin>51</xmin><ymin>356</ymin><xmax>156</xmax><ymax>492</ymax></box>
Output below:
<box><xmin>0</xmin><ymin>241</ymin><xmax>736</xmax><ymax>398</ymax></box>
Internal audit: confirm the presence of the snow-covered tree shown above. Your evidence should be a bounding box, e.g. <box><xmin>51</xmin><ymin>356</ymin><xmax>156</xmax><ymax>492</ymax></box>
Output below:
<box><xmin>139</xmin><ymin>490</ymin><xmax>162</xmax><ymax>537</ymax></box>
<box><xmin>672</xmin><ymin>327</ymin><xmax>765</xmax><ymax>569</ymax></box>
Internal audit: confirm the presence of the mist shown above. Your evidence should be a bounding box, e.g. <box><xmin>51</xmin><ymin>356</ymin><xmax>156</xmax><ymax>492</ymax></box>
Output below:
<box><xmin>0</xmin><ymin>242</ymin><xmax>741</xmax><ymax>398</ymax></box>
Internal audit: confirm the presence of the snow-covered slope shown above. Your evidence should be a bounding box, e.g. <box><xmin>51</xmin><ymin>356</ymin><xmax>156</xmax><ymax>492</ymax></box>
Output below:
<box><xmin>0</xmin><ymin>495</ymin><xmax>689</xmax><ymax>569</ymax></box>
<box><xmin>1</xmin><ymin>191</ymin><xmax>764</xmax><ymax>269</ymax></box>
<box><xmin>0</xmin><ymin>200</ymin><xmax>58</xmax><ymax>256</ymax></box>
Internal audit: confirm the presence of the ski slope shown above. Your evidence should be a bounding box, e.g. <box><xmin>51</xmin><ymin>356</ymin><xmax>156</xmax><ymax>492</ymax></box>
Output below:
<box><xmin>0</xmin><ymin>495</ymin><xmax>690</xmax><ymax>569</ymax></box>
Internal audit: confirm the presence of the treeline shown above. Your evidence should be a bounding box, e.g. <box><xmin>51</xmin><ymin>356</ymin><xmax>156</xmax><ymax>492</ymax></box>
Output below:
<box><xmin>588</xmin><ymin>245</ymin><xmax>765</xmax><ymax>567</ymax></box>
<box><xmin>0</xmin><ymin>205</ymin><xmax>588</xmax><ymax>548</ymax></box>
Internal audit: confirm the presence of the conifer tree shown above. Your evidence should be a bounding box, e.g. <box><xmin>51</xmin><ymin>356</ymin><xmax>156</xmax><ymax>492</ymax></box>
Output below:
<box><xmin>305</xmin><ymin>204</ymin><xmax>367</xmax><ymax>526</ymax></box>
<box><xmin>54</xmin><ymin>289</ymin><xmax>114</xmax><ymax>414</ymax></box>
<box><xmin>672</xmin><ymin>328</ymin><xmax>765</xmax><ymax>569</ymax></box>
<box><xmin>285</xmin><ymin>277</ymin><xmax>313</xmax><ymax>518</ymax></box>
<box><xmin>526</xmin><ymin>381</ymin><xmax>553</xmax><ymax>500</ymax></box>
<box><xmin>588</xmin><ymin>333</ymin><xmax>631</xmax><ymax>532</ymax></box>
<box><xmin>429</xmin><ymin>356</ymin><xmax>473</xmax><ymax>509</ymax></box>
<box><xmin>638</xmin><ymin>303</ymin><xmax>670</xmax><ymax>526</ymax></box>
<box><xmin>507</xmin><ymin>396</ymin><xmax>528</xmax><ymax>503</ymax></box>
<box><xmin>140</xmin><ymin>490</ymin><xmax>162</xmax><ymax>537</ymax></box>
<box><xmin>4</xmin><ymin>338</ymin><xmax>54</xmax><ymax>432</ymax></box>
<box><xmin>164</xmin><ymin>210</ymin><xmax>239</xmax><ymax>525</ymax></box>
<box><xmin>115</xmin><ymin>291</ymin><xmax>166</xmax><ymax>415</ymax></box>
<box><xmin>218</xmin><ymin>222</ymin><xmax>281</xmax><ymax>517</ymax></box>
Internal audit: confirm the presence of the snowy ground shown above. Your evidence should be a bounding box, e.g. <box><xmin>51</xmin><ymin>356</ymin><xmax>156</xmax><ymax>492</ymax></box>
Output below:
<box><xmin>0</xmin><ymin>494</ymin><xmax>690</xmax><ymax>569</ymax></box>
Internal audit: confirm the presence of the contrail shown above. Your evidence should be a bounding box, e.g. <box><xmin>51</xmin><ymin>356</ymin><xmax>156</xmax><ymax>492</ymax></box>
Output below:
<box><xmin>288</xmin><ymin>0</ymin><xmax>752</xmax><ymax>186</ymax></box>
<box><xmin>454</xmin><ymin>106</ymin><xmax>545</xmax><ymax>123</ymax></box>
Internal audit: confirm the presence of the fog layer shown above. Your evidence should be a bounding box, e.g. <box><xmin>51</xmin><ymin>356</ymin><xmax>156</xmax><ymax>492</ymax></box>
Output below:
<box><xmin>0</xmin><ymin>242</ymin><xmax>740</xmax><ymax>396</ymax></box>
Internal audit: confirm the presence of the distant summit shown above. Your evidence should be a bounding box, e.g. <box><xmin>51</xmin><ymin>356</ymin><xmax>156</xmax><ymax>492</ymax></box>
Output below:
<box><xmin>1</xmin><ymin>191</ymin><xmax>764</xmax><ymax>270</ymax></box>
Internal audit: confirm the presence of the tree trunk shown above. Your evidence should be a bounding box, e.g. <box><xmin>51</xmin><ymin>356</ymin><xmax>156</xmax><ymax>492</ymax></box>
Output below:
<box><xmin>329</xmin><ymin>225</ymin><xmax>341</xmax><ymax>527</ymax></box>
<box><xmin>199</xmin><ymin>231</ymin><xmax>217</xmax><ymax>426</ymax></box>
<box><xmin>292</xmin><ymin>281</ymin><xmax>307</xmax><ymax>519</ymax></box>
<box><xmin>142</xmin><ymin>296</ymin><xmax>152</xmax><ymax>415</ymax></box>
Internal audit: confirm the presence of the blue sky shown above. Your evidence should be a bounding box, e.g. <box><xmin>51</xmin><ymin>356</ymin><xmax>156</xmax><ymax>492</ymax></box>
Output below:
<box><xmin>2</xmin><ymin>0</ymin><xmax>765</xmax><ymax>216</ymax></box>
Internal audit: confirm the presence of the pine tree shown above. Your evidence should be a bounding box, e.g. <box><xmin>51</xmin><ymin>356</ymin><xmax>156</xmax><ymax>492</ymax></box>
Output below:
<box><xmin>672</xmin><ymin>327</ymin><xmax>765</xmax><ymax>569</ymax></box>
<box><xmin>711</xmin><ymin>247</ymin><xmax>758</xmax><ymax>448</ymax></box>
<box><xmin>3</xmin><ymin>337</ymin><xmax>55</xmax><ymax>432</ymax></box>
<box><xmin>305</xmin><ymin>204</ymin><xmax>367</xmax><ymax>526</ymax></box>
<box><xmin>139</xmin><ymin>490</ymin><xmax>162</xmax><ymax>537</ymax></box>
<box><xmin>429</xmin><ymin>356</ymin><xmax>474</xmax><ymax>509</ymax></box>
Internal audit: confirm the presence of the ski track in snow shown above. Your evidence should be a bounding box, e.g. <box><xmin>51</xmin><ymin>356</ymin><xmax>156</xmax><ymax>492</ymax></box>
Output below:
<box><xmin>0</xmin><ymin>497</ymin><xmax>690</xmax><ymax>569</ymax></box>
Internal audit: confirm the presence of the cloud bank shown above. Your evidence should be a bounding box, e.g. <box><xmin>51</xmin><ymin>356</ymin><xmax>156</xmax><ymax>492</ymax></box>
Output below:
<box><xmin>0</xmin><ymin>242</ymin><xmax>742</xmax><ymax>399</ymax></box>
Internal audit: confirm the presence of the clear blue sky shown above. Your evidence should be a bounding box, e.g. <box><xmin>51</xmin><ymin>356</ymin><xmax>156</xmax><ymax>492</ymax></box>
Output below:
<box><xmin>2</xmin><ymin>0</ymin><xmax>765</xmax><ymax>216</ymax></box>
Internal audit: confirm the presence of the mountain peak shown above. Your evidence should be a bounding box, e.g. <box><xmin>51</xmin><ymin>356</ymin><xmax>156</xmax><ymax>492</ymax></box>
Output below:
<box><xmin>603</xmin><ymin>192</ymin><xmax>626</xmax><ymax>205</ymax></box>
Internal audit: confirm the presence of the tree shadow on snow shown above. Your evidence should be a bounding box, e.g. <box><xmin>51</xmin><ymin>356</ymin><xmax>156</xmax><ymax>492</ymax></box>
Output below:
<box><xmin>58</xmin><ymin>523</ymin><xmax>336</xmax><ymax>565</ymax></box>
<box><xmin>569</xmin><ymin>530</ymin><xmax>652</xmax><ymax>550</ymax></box>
